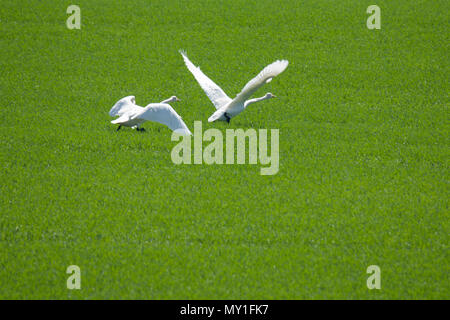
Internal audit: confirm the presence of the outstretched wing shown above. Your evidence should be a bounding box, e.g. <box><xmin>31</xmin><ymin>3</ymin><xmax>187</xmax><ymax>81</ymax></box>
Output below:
<box><xmin>135</xmin><ymin>103</ymin><xmax>192</xmax><ymax>135</ymax></box>
<box><xmin>179</xmin><ymin>50</ymin><xmax>232</xmax><ymax>110</ymax></box>
<box><xmin>111</xmin><ymin>114</ymin><xmax>131</xmax><ymax>124</ymax></box>
<box><xmin>233</xmin><ymin>60</ymin><xmax>289</xmax><ymax>104</ymax></box>
<box><xmin>109</xmin><ymin>95</ymin><xmax>142</xmax><ymax>117</ymax></box>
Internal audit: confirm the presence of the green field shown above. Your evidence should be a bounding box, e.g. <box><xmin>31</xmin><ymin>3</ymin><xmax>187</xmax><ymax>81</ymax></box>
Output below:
<box><xmin>0</xmin><ymin>0</ymin><xmax>448</xmax><ymax>299</ymax></box>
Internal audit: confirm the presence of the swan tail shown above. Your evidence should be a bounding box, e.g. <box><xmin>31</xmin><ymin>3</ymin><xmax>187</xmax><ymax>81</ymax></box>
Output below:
<box><xmin>208</xmin><ymin>108</ymin><xmax>226</xmax><ymax>122</ymax></box>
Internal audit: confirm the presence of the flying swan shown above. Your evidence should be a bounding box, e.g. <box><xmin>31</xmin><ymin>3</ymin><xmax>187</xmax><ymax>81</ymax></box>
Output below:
<box><xmin>180</xmin><ymin>50</ymin><xmax>288</xmax><ymax>123</ymax></box>
<box><xmin>109</xmin><ymin>95</ymin><xmax>191</xmax><ymax>135</ymax></box>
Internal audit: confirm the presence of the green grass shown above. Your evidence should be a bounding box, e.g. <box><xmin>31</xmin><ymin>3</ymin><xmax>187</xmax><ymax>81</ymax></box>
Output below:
<box><xmin>0</xmin><ymin>0</ymin><xmax>448</xmax><ymax>299</ymax></box>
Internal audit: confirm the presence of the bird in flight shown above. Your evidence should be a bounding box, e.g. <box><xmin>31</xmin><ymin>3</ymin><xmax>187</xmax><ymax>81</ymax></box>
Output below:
<box><xmin>180</xmin><ymin>50</ymin><xmax>288</xmax><ymax>123</ymax></box>
<box><xmin>109</xmin><ymin>95</ymin><xmax>191</xmax><ymax>135</ymax></box>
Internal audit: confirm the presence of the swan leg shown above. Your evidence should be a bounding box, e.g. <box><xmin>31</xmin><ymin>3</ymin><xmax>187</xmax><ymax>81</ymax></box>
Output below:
<box><xmin>116</xmin><ymin>125</ymin><xmax>122</xmax><ymax>131</ymax></box>
<box><xmin>224</xmin><ymin>113</ymin><xmax>231</xmax><ymax>124</ymax></box>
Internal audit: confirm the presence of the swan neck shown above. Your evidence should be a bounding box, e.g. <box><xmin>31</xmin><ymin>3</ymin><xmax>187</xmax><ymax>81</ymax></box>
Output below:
<box><xmin>160</xmin><ymin>97</ymin><xmax>173</xmax><ymax>104</ymax></box>
<box><xmin>244</xmin><ymin>95</ymin><xmax>269</xmax><ymax>108</ymax></box>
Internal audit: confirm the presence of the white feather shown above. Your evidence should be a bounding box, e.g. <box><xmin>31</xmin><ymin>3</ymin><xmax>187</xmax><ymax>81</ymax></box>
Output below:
<box><xmin>179</xmin><ymin>50</ymin><xmax>231</xmax><ymax>110</ymax></box>
<box><xmin>234</xmin><ymin>60</ymin><xmax>289</xmax><ymax>104</ymax></box>
<box><xmin>136</xmin><ymin>103</ymin><xmax>191</xmax><ymax>135</ymax></box>
<box><xmin>109</xmin><ymin>96</ymin><xmax>191</xmax><ymax>135</ymax></box>
<box><xmin>180</xmin><ymin>51</ymin><xmax>288</xmax><ymax>122</ymax></box>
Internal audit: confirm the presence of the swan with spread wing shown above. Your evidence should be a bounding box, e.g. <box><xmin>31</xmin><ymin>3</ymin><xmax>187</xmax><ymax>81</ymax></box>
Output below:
<box><xmin>180</xmin><ymin>51</ymin><xmax>288</xmax><ymax>123</ymax></box>
<box><xmin>109</xmin><ymin>95</ymin><xmax>191</xmax><ymax>135</ymax></box>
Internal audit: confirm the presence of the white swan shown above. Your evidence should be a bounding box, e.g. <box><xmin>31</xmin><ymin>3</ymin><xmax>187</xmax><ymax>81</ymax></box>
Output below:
<box><xmin>180</xmin><ymin>51</ymin><xmax>288</xmax><ymax>123</ymax></box>
<box><xmin>109</xmin><ymin>96</ymin><xmax>191</xmax><ymax>135</ymax></box>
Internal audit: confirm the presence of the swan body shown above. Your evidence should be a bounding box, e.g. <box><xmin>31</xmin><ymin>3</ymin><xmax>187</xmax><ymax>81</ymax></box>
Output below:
<box><xmin>109</xmin><ymin>96</ymin><xmax>191</xmax><ymax>135</ymax></box>
<box><xmin>180</xmin><ymin>51</ymin><xmax>288</xmax><ymax>122</ymax></box>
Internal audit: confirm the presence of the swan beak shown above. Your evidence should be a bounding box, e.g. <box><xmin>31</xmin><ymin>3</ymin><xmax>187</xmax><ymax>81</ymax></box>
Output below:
<box><xmin>176</xmin><ymin>97</ymin><xmax>181</xmax><ymax>102</ymax></box>
<box><xmin>272</xmin><ymin>95</ymin><xmax>277</xmax><ymax>98</ymax></box>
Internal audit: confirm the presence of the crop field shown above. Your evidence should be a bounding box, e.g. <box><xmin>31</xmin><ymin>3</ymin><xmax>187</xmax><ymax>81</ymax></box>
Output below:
<box><xmin>0</xmin><ymin>0</ymin><xmax>448</xmax><ymax>299</ymax></box>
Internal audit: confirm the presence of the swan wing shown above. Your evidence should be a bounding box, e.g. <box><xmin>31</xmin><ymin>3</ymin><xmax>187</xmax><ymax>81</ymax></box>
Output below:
<box><xmin>111</xmin><ymin>113</ymin><xmax>131</xmax><ymax>124</ymax></box>
<box><xmin>135</xmin><ymin>103</ymin><xmax>192</xmax><ymax>135</ymax></box>
<box><xmin>180</xmin><ymin>50</ymin><xmax>232</xmax><ymax>110</ymax></box>
<box><xmin>233</xmin><ymin>60</ymin><xmax>289</xmax><ymax>105</ymax></box>
<box><xmin>109</xmin><ymin>95</ymin><xmax>142</xmax><ymax>117</ymax></box>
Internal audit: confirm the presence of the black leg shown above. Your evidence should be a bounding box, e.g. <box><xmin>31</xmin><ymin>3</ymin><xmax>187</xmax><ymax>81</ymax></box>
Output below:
<box><xmin>140</xmin><ymin>128</ymin><xmax>146</xmax><ymax>132</ymax></box>
<box><xmin>224</xmin><ymin>113</ymin><xmax>231</xmax><ymax>124</ymax></box>
<box><xmin>116</xmin><ymin>125</ymin><xmax>122</xmax><ymax>131</ymax></box>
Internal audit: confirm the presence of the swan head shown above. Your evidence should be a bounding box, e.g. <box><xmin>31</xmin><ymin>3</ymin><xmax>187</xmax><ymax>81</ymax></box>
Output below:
<box><xmin>169</xmin><ymin>96</ymin><xmax>181</xmax><ymax>102</ymax></box>
<box><xmin>265</xmin><ymin>92</ymin><xmax>276</xmax><ymax>99</ymax></box>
